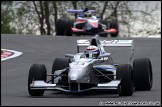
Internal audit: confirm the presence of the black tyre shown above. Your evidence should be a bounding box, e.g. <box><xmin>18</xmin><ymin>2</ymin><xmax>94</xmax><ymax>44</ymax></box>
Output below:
<box><xmin>133</xmin><ymin>58</ymin><xmax>153</xmax><ymax>90</ymax></box>
<box><xmin>28</xmin><ymin>64</ymin><xmax>47</xmax><ymax>96</ymax></box>
<box><xmin>65</xmin><ymin>20</ymin><xmax>74</xmax><ymax>36</ymax></box>
<box><xmin>56</xmin><ymin>19</ymin><xmax>66</xmax><ymax>36</ymax></box>
<box><xmin>109</xmin><ymin>20</ymin><xmax>119</xmax><ymax>37</ymax></box>
<box><xmin>116</xmin><ymin>64</ymin><xmax>134</xmax><ymax>96</ymax></box>
<box><xmin>51</xmin><ymin>58</ymin><xmax>70</xmax><ymax>83</ymax></box>
<box><xmin>99</xmin><ymin>20</ymin><xmax>108</xmax><ymax>37</ymax></box>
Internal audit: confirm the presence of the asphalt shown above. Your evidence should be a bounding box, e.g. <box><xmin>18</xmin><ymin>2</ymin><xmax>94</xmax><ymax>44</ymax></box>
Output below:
<box><xmin>1</xmin><ymin>34</ymin><xmax>161</xmax><ymax>106</ymax></box>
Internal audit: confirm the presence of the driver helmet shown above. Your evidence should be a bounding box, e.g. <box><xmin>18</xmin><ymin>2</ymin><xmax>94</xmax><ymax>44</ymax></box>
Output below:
<box><xmin>85</xmin><ymin>45</ymin><xmax>100</xmax><ymax>58</ymax></box>
<box><xmin>84</xmin><ymin>11</ymin><xmax>92</xmax><ymax>18</ymax></box>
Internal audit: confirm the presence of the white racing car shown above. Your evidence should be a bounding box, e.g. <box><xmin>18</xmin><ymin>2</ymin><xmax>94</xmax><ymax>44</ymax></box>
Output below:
<box><xmin>28</xmin><ymin>36</ymin><xmax>152</xmax><ymax>96</ymax></box>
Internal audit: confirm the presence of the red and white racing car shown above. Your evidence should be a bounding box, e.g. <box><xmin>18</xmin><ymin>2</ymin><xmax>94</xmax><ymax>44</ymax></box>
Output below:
<box><xmin>56</xmin><ymin>8</ymin><xmax>119</xmax><ymax>37</ymax></box>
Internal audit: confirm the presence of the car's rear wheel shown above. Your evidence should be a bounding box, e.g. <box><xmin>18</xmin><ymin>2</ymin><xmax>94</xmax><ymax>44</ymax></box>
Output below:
<box><xmin>51</xmin><ymin>58</ymin><xmax>70</xmax><ymax>84</ymax></box>
<box><xmin>28</xmin><ymin>64</ymin><xmax>47</xmax><ymax>96</ymax></box>
<box><xmin>133</xmin><ymin>58</ymin><xmax>153</xmax><ymax>90</ymax></box>
<box><xmin>116</xmin><ymin>64</ymin><xmax>134</xmax><ymax>96</ymax></box>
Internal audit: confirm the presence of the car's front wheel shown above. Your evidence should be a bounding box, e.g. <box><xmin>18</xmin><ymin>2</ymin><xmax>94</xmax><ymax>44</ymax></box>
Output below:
<box><xmin>116</xmin><ymin>64</ymin><xmax>134</xmax><ymax>96</ymax></box>
<box><xmin>99</xmin><ymin>20</ymin><xmax>108</xmax><ymax>37</ymax></box>
<box><xmin>133</xmin><ymin>58</ymin><xmax>153</xmax><ymax>90</ymax></box>
<box><xmin>109</xmin><ymin>20</ymin><xmax>119</xmax><ymax>37</ymax></box>
<box><xmin>56</xmin><ymin>19</ymin><xmax>66</xmax><ymax>36</ymax></box>
<box><xmin>65</xmin><ymin>20</ymin><xmax>74</xmax><ymax>36</ymax></box>
<box><xmin>28</xmin><ymin>64</ymin><xmax>47</xmax><ymax>96</ymax></box>
<box><xmin>51</xmin><ymin>58</ymin><xmax>70</xmax><ymax>84</ymax></box>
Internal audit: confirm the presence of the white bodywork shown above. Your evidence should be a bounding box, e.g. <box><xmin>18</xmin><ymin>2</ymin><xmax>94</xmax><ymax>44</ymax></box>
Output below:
<box><xmin>30</xmin><ymin>37</ymin><xmax>134</xmax><ymax>92</ymax></box>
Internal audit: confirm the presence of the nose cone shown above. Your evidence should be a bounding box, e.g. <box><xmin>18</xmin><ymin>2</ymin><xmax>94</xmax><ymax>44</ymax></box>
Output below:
<box><xmin>68</xmin><ymin>69</ymin><xmax>82</xmax><ymax>83</ymax></box>
<box><xmin>69</xmin><ymin>73</ymin><xmax>80</xmax><ymax>82</ymax></box>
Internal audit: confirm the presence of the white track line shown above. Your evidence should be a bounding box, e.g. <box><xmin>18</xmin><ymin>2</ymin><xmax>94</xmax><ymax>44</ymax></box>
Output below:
<box><xmin>1</xmin><ymin>49</ymin><xmax>23</xmax><ymax>61</ymax></box>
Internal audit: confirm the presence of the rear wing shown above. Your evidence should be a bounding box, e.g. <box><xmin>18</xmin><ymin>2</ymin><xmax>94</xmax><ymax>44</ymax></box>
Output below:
<box><xmin>67</xmin><ymin>10</ymin><xmax>96</xmax><ymax>14</ymax></box>
<box><xmin>77</xmin><ymin>39</ymin><xmax>134</xmax><ymax>61</ymax></box>
<box><xmin>77</xmin><ymin>40</ymin><xmax>133</xmax><ymax>47</ymax></box>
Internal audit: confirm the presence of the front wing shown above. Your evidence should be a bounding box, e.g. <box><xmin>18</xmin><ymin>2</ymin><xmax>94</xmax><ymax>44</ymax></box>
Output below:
<box><xmin>30</xmin><ymin>80</ymin><xmax>120</xmax><ymax>93</ymax></box>
<box><xmin>72</xmin><ymin>28</ymin><xmax>118</xmax><ymax>34</ymax></box>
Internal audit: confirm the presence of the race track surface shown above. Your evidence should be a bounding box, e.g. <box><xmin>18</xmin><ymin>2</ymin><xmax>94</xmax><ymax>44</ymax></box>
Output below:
<box><xmin>1</xmin><ymin>34</ymin><xmax>161</xmax><ymax>106</ymax></box>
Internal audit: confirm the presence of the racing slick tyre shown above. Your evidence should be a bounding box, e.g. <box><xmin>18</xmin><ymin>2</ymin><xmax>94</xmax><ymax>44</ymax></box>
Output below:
<box><xmin>109</xmin><ymin>20</ymin><xmax>119</xmax><ymax>37</ymax></box>
<box><xmin>28</xmin><ymin>64</ymin><xmax>47</xmax><ymax>96</ymax></box>
<box><xmin>52</xmin><ymin>58</ymin><xmax>71</xmax><ymax>84</ymax></box>
<box><xmin>133</xmin><ymin>58</ymin><xmax>153</xmax><ymax>91</ymax></box>
<box><xmin>56</xmin><ymin>19</ymin><xmax>66</xmax><ymax>36</ymax></box>
<box><xmin>99</xmin><ymin>20</ymin><xmax>108</xmax><ymax>37</ymax></box>
<box><xmin>116</xmin><ymin>64</ymin><xmax>134</xmax><ymax>96</ymax></box>
<box><xmin>65</xmin><ymin>20</ymin><xmax>74</xmax><ymax>36</ymax></box>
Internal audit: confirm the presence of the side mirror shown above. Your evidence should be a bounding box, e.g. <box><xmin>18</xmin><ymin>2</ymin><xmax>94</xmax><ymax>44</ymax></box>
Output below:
<box><xmin>65</xmin><ymin>54</ymin><xmax>74</xmax><ymax>58</ymax></box>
